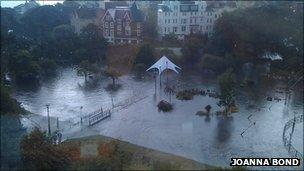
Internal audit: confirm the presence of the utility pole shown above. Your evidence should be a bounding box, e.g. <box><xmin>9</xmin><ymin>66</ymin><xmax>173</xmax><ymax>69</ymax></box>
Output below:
<box><xmin>80</xmin><ymin>106</ymin><xmax>83</xmax><ymax>126</ymax></box>
<box><xmin>154</xmin><ymin>73</ymin><xmax>157</xmax><ymax>95</ymax></box>
<box><xmin>46</xmin><ymin>104</ymin><xmax>51</xmax><ymax>136</ymax></box>
<box><xmin>56</xmin><ymin>117</ymin><xmax>59</xmax><ymax>130</ymax></box>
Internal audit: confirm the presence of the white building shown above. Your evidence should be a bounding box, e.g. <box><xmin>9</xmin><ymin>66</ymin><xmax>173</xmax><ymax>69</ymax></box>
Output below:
<box><xmin>157</xmin><ymin>1</ymin><xmax>236</xmax><ymax>39</ymax></box>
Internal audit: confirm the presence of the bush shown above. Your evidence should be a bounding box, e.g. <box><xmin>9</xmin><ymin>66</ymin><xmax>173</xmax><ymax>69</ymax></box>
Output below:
<box><xmin>133</xmin><ymin>63</ymin><xmax>146</xmax><ymax>78</ymax></box>
<box><xmin>198</xmin><ymin>54</ymin><xmax>227</xmax><ymax>74</ymax></box>
<box><xmin>20</xmin><ymin>128</ymin><xmax>70</xmax><ymax>170</ymax></box>
<box><xmin>176</xmin><ymin>91</ymin><xmax>194</xmax><ymax>100</ymax></box>
<box><xmin>157</xmin><ymin>100</ymin><xmax>173</xmax><ymax>112</ymax></box>
<box><xmin>217</xmin><ymin>68</ymin><xmax>237</xmax><ymax>113</ymax></box>
<box><xmin>0</xmin><ymin>85</ymin><xmax>22</xmax><ymax>115</ymax></box>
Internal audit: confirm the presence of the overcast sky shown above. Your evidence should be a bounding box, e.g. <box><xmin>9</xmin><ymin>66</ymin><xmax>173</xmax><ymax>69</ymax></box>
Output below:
<box><xmin>1</xmin><ymin>1</ymin><xmax>63</xmax><ymax>8</ymax></box>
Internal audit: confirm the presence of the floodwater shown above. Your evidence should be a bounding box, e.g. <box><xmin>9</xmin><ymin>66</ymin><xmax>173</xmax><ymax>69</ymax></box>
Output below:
<box><xmin>12</xmin><ymin>67</ymin><xmax>303</xmax><ymax>169</ymax></box>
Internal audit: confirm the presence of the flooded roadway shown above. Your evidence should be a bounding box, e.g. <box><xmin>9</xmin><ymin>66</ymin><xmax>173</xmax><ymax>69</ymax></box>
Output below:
<box><xmin>12</xmin><ymin>67</ymin><xmax>303</xmax><ymax>169</ymax></box>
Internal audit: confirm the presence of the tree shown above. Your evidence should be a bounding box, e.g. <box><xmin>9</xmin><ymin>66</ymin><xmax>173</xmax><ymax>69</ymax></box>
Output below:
<box><xmin>181</xmin><ymin>33</ymin><xmax>208</xmax><ymax>65</ymax></box>
<box><xmin>142</xmin><ymin>8</ymin><xmax>158</xmax><ymax>38</ymax></box>
<box><xmin>79</xmin><ymin>24</ymin><xmax>107</xmax><ymax>63</ymax></box>
<box><xmin>217</xmin><ymin>68</ymin><xmax>236</xmax><ymax>114</ymax></box>
<box><xmin>51</xmin><ymin>24</ymin><xmax>80</xmax><ymax>63</ymax></box>
<box><xmin>77</xmin><ymin>60</ymin><xmax>96</xmax><ymax>82</ymax></box>
<box><xmin>20</xmin><ymin>5</ymin><xmax>70</xmax><ymax>40</ymax></box>
<box><xmin>163</xmin><ymin>32</ymin><xmax>178</xmax><ymax>44</ymax></box>
<box><xmin>210</xmin><ymin>2</ymin><xmax>303</xmax><ymax>70</ymax></box>
<box><xmin>20</xmin><ymin>128</ymin><xmax>70</xmax><ymax>170</ymax></box>
<box><xmin>198</xmin><ymin>54</ymin><xmax>227</xmax><ymax>74</ymax></box>
<box><xmin>8</xmin><ymin>50</ymin><xmax>40</xmax><ymax>81</ymax></box>
<box><xmin>0</xmin><ymin>85</ymin><xmax>21</xmax><ymax>115</ymax></box>
<box><xmin>105</xmin><ymin>67</ymin><xmax>122</xmax><ymax>88</ymax></box>
<box><xmin>135</xmin><ymin>43</ymin><xmax>155</xmax><ymax>66</ymax></box>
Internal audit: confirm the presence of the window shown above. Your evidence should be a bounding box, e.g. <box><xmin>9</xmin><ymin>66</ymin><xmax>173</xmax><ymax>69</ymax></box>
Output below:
<box><xmin>125</xmin><ymin>25</ymin><xmax>131</xmax><ymax>36</ymax></box>
<box><xmin>110</xmin><ymin>22</ymin><xmax>114</xmax><ymax>28</ymax></box>
<box><xmin>110</xmin><ymin>29</ymin><xmax>114</xmax><ymax>36</ymax></box>
<box><xmin>125</xmin><ymin>22</ymin><xmax>130</xmax><ymax>36</ymax></box>
<box><xmin>181</xmin><ymin>26</ymin><xmax>186</xmax><ymax>31</ymax></box>
<box><xmin>173</xmin><ymin>27</ymin><xmax>177</xmax><ymax>33</ymax></box>
<box><xmin>165</xmin><ymin>19</ymin><xmax>167</xmax><ymax>24</ymax></box>
<box><xmin>190</xmin><ymin>19</ymin><xmax>192</xmax><ymax>23</ymax></box>
<box><xmin>104</xmin><ymin>29</ymin><xmax>108</xmax><ymax>37</ymax></box>
<box><xmin>105</xmin><ymin>29</ymin><xmax>109</xmax><ymax>36</ymax></box>
<box><xmin>191</xmin><ymin>12</ymin><xmax>193</xmax><ymax>16</ymax></box>
<box><xmin>165</xmin><ymin>27</ymin><xmax>167</xmax><ymax>33</ymax></box>
<box><xmin>105</xmin><ymin>22</ymin><xmax>108</xmax><ymax>28</ymax></box>
<box><xmin>182</xmin><ymin>12</ymin><xmax>186</xmax><ymax>16</ymax></box>
<box><xmin>174</xmin><ymin>6</ymin><xmax>178</xmax><ymax>10</ymax></box>
<box><xmin>117</xmin><ymin>24</ymin><xmax>121</xmax><ymax>31</ymax></box>
<box><xmin>181</xmin><ymin>19</ymin><xmax>186</xmax><ymax>24</ymax></box>
<box><xmin>168</xmin><ymin>19</ymin><xmax>170</xmax><ymax>24</ymax></box>
<box><xmin>137</xmin><ymin>29</ymin><xmax>141</xmax><ymax>36</ymax></box>
<box><xmin>215</xmin><ymin>14</ymin><xmax>217</xmax><ymax>18</ymax></box>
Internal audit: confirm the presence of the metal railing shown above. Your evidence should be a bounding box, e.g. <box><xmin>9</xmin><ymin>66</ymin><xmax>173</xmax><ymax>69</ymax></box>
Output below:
<box><xmin>282</xmin><ymin>115</ymin><xmax>303</xmax><ymax>159</ymax></box>
<box><xmin>88</xmin><ymin>109</ymin><xmax>111</xmax><ymax>126</ymax></box>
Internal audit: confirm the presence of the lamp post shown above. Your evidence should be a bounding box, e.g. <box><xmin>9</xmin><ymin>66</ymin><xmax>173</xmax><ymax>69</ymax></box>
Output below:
<box><xmin>80</xmin><ymin>106</ymin><xmax>83</xmax><ymax>126</ymax></box>
<box><xmin>46</xmin><ymin>104</ymin><xmax>51</xmax><ymax>136</ymax></box>
<box><xmin>154</xmin><ymin>70</ymin><xmax>157</xmax><ymax>95</ymax></box>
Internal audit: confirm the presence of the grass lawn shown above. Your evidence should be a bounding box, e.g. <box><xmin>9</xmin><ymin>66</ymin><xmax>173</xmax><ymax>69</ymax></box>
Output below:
<box><xmin>60</xmin><ymin>135</ymin><xmax>221</xmax><ymax>170</ymax></box>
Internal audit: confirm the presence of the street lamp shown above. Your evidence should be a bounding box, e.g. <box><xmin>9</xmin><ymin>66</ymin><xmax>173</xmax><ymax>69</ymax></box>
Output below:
<box><xmin>46</xmin><ymin>104</ymin><xmax>51</xmax><ymax>136</ymax></box>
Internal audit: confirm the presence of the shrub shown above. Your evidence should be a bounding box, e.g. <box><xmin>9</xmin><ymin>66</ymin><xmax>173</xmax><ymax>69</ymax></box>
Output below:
<box><xmin>20</xmin><ymin>128</ymin><xmax>70</xmax><ymax>170</ymax></box>
<box><xmin>157</xmin><ymin>100</ymin><xmax>173</xmax><ymax>112</ymax></box>
<box><xmin>176</xmin><ymin>91</ymin><xmax>194</xmax><ymax>100</ymax></box>
<box><xmin>198</xmin><ymin>54</ymin><xmax>227</xmax><ymax>74</ymax></box>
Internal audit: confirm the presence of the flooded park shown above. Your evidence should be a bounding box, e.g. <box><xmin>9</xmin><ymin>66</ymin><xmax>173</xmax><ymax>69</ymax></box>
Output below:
<box><xmin>12</xmin><ymin>67</ymin><xmax>303</xmax><ymax>169</ymax></box>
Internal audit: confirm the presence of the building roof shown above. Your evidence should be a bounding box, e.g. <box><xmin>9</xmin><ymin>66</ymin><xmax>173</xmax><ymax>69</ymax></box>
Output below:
<box><xmin>158</xmin><ymin>4</ymin><xmax>172</xmax><ymax>12</ymax></box>
<box><xmin>102</xmin><ymin>2</ymin><xmax>143</xmax><ymax>22</ymax></box>
<box><xmin>105</xmin><ymin>1</ymin><xmax>128</xmax><ymax>9</ymax></box>
<box><xmin>130</xmin><ymin>2</ymin><xmax>144</xmax><ymax>22</ymax></box>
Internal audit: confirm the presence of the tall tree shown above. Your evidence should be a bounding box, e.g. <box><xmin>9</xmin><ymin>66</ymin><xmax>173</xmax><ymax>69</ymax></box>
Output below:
<box><xmin>20</xmin><ymin>128</ymin><xmax>70</xmax><ymax>170</ymax></box>
<box><xmin>79</xmin><ymin>24</ymin><xmax>107</xmax><ymax>63</ymax></box>
<box><xmin>8</xmin><ymin>50</ymin><xmax>40</xmax><ymax>81</ymax></box>
<box><xmin>135</xmin><ymin>43</ymin><xmax>155</xmax><ymax>66</ymax></box>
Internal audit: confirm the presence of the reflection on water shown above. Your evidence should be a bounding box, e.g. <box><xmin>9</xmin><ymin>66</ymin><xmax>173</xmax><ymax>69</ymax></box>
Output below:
<box><xmin>12</xmin><ymin>67</ymin><xmax>303</xmax><ymax>168</ymax></box>
<box><xmin>215</xmin><ymin>116</ymin><xmax>233</xmax><ymax>143</ymax></box>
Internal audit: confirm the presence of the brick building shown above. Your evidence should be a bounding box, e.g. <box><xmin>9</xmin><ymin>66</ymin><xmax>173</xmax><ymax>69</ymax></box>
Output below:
<box><xmin>71</xmin><ymin>2</ymin><xmax>144</xmax><ymax>44</ymax></box>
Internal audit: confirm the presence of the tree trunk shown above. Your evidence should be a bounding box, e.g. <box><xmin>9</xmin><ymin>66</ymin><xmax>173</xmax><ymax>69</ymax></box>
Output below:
<box><xmin>84</xmin><ymin>73</ymin><xmax>87</xmax><ymax>82</ymax></box>
<box><xmin>112</xmin><ymin>77</ymin><xmax>115</xmax><ymax>87</ymax></box>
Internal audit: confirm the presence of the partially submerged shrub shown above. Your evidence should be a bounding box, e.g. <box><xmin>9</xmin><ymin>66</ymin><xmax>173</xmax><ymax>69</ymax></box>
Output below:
<box><xmin>176</xmin><ymin>89</ymin><xmax>204</xmax><ymax>100</ymax></box>
<box><xmin>105</xmin><ymin>83</ymin><xmax>122</xmax><ymax>91</ymax></box>
<box><xmin>157</xmin><ymin>100</ymin><xmax>173</xmax><ymax>112</ymax></box>
<box><xmin>176</xmin><ymin>90</ymin><xmax>194</xmax><ymax>100</ymax></box>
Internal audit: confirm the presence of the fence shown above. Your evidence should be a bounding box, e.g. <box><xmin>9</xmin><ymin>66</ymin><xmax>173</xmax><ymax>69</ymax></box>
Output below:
<box><xmin>88</xmin><ymin>109</ymin><xmax>111</xmax><ymax>126</ymax></box>
<box><xmin>282</xmin><ymin>115</ymin><xmax>303</xmax><ymax>159</ymax></box>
